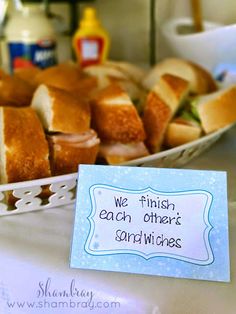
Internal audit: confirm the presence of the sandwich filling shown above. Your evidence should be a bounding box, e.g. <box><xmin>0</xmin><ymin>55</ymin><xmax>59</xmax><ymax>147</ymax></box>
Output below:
<box><xmin>99</xmin><ymin>141</ymin><xmax>149</xmax><ymax>160</ymax></box>
<box><xmin>48</xmin><ymin>129</ymin><xmax>100</xmax><ymax>150</ymax></box>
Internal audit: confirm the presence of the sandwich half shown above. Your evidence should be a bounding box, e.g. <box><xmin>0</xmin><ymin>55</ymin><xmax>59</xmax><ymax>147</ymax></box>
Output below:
<box><xmin>0</xmin><ymin>74</ymin><xmax>35</xmax><ymax>107</ymax></box>
<box><xmin>142</xmin><ymin>57</ymin><xmax>217</xmax><ymax>95</ymax></box>
<box><xmin>164</xmin><ymin>114</ymin><xmax>202</xmax><ymax>148</ymax></box>
<box><xmin>164</xmin><ymin>84</ymin><xmax>236</xmax><ymax>147</ymax></box>
<box><xmin>31</xmin><ymin>84</ymin><xmax>100</xmax><ymax>175</ymax></box>
<box><xmin>47</xmin><ymin>130</ymin><xmax>100</xmax><ymax>175</ymax></box>
<box><xmin>0</xmin><ymin>106</ymin><xmax>51</xmax><ymax>184</ymax></box>
<box><xmin>34</xmin><ymin>62</ymin><xmax>97</xmax><ymax>100</ymax></box>
<box><xmin>142</xmin><ymin>74</ymin><xmax>190</xmax><ymax>153</ymax></box>
<box><xmin>31</xmin><ymin>84</ymin><xmax>91</xmax><ymax>134</ymax></box>
<box><xmin>194</xmin><ymin>85</ymin><xmax>236</xmax><ymax>133</ymax></box>
<box><xmin>104</xmin><ymin>60</ymin><xmax>146</xmax><ymax>85</ymax></box>
<box><xmin>90</xmin><ymin>84</ymin><xmax>149</xmax><ymax>164</ymax></box>
<box><xmin>13</xmin><ymin>66</ymin><xmax>41</xmax><ymax>89</ymax></box>
<box><xmin>84</xmin><ymin>63</ymin><xmax>146</xmax><ymax>110</ymax></box>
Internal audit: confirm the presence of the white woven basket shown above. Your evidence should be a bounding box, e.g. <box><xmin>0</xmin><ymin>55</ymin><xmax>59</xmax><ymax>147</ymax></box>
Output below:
<box><xmin>0</xmin><ymin>173</ymin><xmax>77</xmax><ymax>216</ymax></box>
<box><xmin>0</xmin><ymin>124</ymin><xmax>232</xmax><ymax>216</ymax></box>
<box><xmin>122</xmin><ymin>124</ymin><xmax>233</xmax><ymax>167</ymax></box>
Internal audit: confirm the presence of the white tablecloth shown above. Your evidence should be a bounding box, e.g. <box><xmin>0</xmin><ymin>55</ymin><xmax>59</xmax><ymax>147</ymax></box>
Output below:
<box><xmin>0</xmin><ymin>125</ymin><xmax>236</xmax><ymax>314</ymax></box>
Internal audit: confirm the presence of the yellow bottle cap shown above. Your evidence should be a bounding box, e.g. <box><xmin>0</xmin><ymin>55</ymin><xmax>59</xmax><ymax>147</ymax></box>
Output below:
<box><xmin>80</xmin><ymin>7</ymin><xmax>100</xmax><ymax>29</ymax></box>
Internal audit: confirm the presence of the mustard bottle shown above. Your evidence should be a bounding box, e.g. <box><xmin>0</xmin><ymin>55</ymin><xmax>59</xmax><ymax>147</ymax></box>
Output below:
<box><xmin>72</xmin><ymin>7</ymin><xmax>110</xmax><ymax>67</ymax></box>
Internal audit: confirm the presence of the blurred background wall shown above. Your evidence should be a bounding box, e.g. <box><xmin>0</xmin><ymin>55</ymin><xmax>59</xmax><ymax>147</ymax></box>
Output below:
<box><xmin>87</xmin><ymin>0</ymin><xmax>236</xmax><ymax>64</ymax></box>
<box><xmin>3</xmin><ymin>0</ymin><xmax>236</xmax><ymax>66</ymax></box>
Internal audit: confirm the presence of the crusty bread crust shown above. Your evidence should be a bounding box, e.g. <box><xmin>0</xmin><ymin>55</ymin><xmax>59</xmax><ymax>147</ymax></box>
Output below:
<box><xmin>91</xmin><ymin>83</ymin><xmax>130</xmax><ymax>103</ymax></box>
<box><xmin>152</xmin><ymin>74</ymin><xmax>189</xmax><ymax>113</ymax></box>
<box><xmin>31</xmin><ymin>84</ymin><xmax>91</xmax><ymax>133</ymax></box>
<box><xmin>142</xmin><ymin>73</ymin><xmax>190</xmax><ymax>153</ymax></box>
<box><xmin>34</xmin><ymin>62</ymin><xmax>83</xmax><ymax>87</ymax></box>
<box><xmin>164</xmin><ymin>122</ymin><xmax>202</xmax><ymax>148</ymax></box>
<box><xmin>84</xmin><ymin>63</ymin><xmax>146</xmax><ymax>105</ymax></box>
<box><xmin>104</xmin><ymin>60</ymin><xmax>146</xmax><ymax>84</ymax></box>
<box><xmin>0</xmin><ymin>75</ymin><xmax>35</xmax><ymax>107</ymax></box>
<box><xmin>83</xmin><ymin>64</ymin><xmax>128</xmax><ymax>85</ymax></box>
<box><xmin>92</xmin><ymin>104</ymin><xmax>146</xmax><ymax>142</ymax></box>
<box><xmin>49</xmin><ymin>86</ymin><xmax>91</xmax><ymax>133</ymax></box>
<box><xmin>143</xmin><ymin>58</ymin><xmax>217</xmax><ymax>95</ymax></box>
<box><xmin>48</xmin><ymin>136</ymin><xmax>99</xmax><ymax>175</ymax></box>
<box><xmin>0</xmin><ymin>68</ymin><xmax>8</xmax><ymax>79</ymax></box>
<box><xmin>197</xmin><ymin>86</ymin><xmax>236</xmax><ymax>133</ymax></box>
<box><xmin>1</xmin><ymin>107</ymin><xmax>51</xmax><ymax>183</ymax></box>
<box><xmin>188</xmin><ymin>61</ymin><xmax>218</xmax><ymax>93</ymax></box>
<box><xmin>34</xmin><ymin>62</ymin><xmax>97</xmax><ymax>99</ymax></box>
<box><xmin>13</xmin><ymin>66</ymin><xmax>41</xmax><ymax>88</ymax></box>
<box><xmin>91</xmin><ymin>84</ymin><xmax>146</xmax><ymax>143</ymax></box>
<box><xmin>108</xmin><ymin>76</ymin><xmax>146</xmax><ymax>105</ymax></box>
<box><xmin>142</xmin><ymin>92</ymin><xmax>172</xmax><ymax>153</ymax></box>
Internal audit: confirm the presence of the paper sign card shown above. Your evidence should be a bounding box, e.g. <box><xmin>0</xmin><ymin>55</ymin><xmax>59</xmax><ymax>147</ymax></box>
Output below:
<box><xmin>70</xmin><ymin>165</ymin><xmax>230</xmax><ymax>282</ymax></box>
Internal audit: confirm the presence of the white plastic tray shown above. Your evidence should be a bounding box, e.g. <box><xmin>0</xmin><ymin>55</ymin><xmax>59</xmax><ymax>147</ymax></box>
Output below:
<box><xmin>0</xmin><ymin>173</ymin><xmax>78</xmax><ymax>216</ymax></box>
<box><xmin>0</xmin><ymin>124</ymin><xmax>232</xmax><ymax>216</ymax></box>
<box><xmin>122</xmin><ymin>124</ymin><xmax>233</xmax><ymax>167</ymax></box>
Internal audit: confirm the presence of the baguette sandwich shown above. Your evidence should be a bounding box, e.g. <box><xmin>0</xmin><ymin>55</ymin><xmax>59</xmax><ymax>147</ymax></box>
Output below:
<box><xmin>34</xmin><ymin>62</ymin><xmax>97</xmax><ymax>100</ymax></box>
<box><xmin>164</xmin><ymin>84</ymin><xmax>236</xmax><ymax>147</ymax></box>
<box><xmin>13</xmin><ymin>66</ymin><xmax>42</xmax><ymax>89</ymax></box>
<box><xmin>193</xmin><ymin>85</ymin><xmax>236</xmax><ymax>133</ymax></box>
<box><xmin>83</xmin><ymin>63</ymin><xmax>146</xmax><ymax>110</ymax></box>
<box><xmin>104</xmin><ymin>60</ymin><xmax>146</xmax><ymax>85</ymax></box>
<box><xmin>142</xmin><ymin>73</ymin><xmax>190</xmax><ymax>153</ymax></box>
<box><xmin>142</xmin><ymin>57</ymin><xmax>217</xmax><ymax>95</ymax></box>
<box><xmin>90</xmin><ymin>84</ymin><xmax>149</xmax><ymax>164</ymax></box>
<box><xmin>0</xmin><ymin>74</ymin><xmax>35</xmax><ymax>107</ymax></box>
<box><xmin>0</xmin><ymin>106</ymin><xmax>51</xmax><ymax>184</ymax></box>
<box><xmin>31</xmin><ymin>84</ymin><xmax>100</xmax><ymax>175</ymax></box>
<box><xmin>164</xmin><ymin>112</ymin><xmax>202</xmax><ymax>148</ymax></box>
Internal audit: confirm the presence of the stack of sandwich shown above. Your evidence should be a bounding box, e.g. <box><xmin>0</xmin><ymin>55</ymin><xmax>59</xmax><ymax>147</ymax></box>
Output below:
<box><xmin>90</xmin><ymin>83</ymin><xmax>149</xmax><ymax>164</ymax></box>
<box><xmin>0</xmin><ymin>64</ymin><xmax>100</xmax><ymax>190</ymax></box>
<box><xmin>31</xmin><ymin>84</ymin><xmax>100</xmax><ymax>176</ymax></box>
<box><xmin>141</xmin><ymin>58</ymin><xmax>236</xmax><ymax>150</ymax></box>
<box><xmin>0</xmin><ymin>57</ymin><xmax>236</xmax><ymax>190</ymax></box>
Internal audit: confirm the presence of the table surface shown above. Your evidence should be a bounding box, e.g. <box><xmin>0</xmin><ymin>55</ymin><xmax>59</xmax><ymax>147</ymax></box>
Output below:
<box><xmin>0</xmin><ymin>125</ymin><xmax>235</xmax><ymax>314</ymax></box>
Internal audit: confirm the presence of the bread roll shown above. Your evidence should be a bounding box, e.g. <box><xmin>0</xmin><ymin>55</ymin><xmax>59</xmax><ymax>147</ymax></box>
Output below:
<box><xmin>47</xmin><ymin>130</ymin><xmax>100</xmax><ymax>175</ymax></box>
<box><xmin>84</xmin><ymin>63</ymin><xmax>146</xmax><ymax>105</ymax></box>
<box><xmin>142</xmin><ymin>58</ymin><xmax>217</xmax><ymax>95</ymax></box>
<box><xmin>196</xmin><ymin>85</ymin><xmax>236</xmax><ymax>133</ymax></box>
<box><xmin>90</xmin><ymin>84</ymin><xmax>146</xmax><ymax>143</ymax></box>
<box><xmin>13</xmin><ymin>66</ymin><xmax>41</xmax><ymax>88</ymax></box>
<box><xmin>31</xmin><ymin>84</ymin><xmax>91</xmax><ymax>133</ymax></box>
<box><xmin>104</xmin><ymin>60</ymin><xmax>146</xmax><ymax>84</ymax></box>
<box><xmin>152</xmin><ymin>73</ymin><xmax>190</xmax><ymax>112</ymax></box>
<box><xmin>89</xmin><ymin>83</ymin><xmax>148</xmax><ymax>164</ymax></box>
<box><xmin>34</xmin><ymin>62</ymin><xmax>83</xmax><ymax>87</ymax></box>
<box><xmin>142</xmin><ymin>74</ymin><xmax>190</xmax><ymax>153</ymax></box>
<box><xmin>0</xmin><ymin>75</ymin><xmax>35</xmax><ymax>107</ymax></box>
<box><xmin>31</xmin><ymin>81</ymin><xmax>101</xmax><ymax>175</ymax></box>
<box><xmin>164</xmin><ymin>118</ymin><xmax>202</xmax><ymax>148</ymax></box>
<box><xmin>0</xmin><ymin>106</ymin><xmax>51</xmax><ymax>184</ymax></box>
